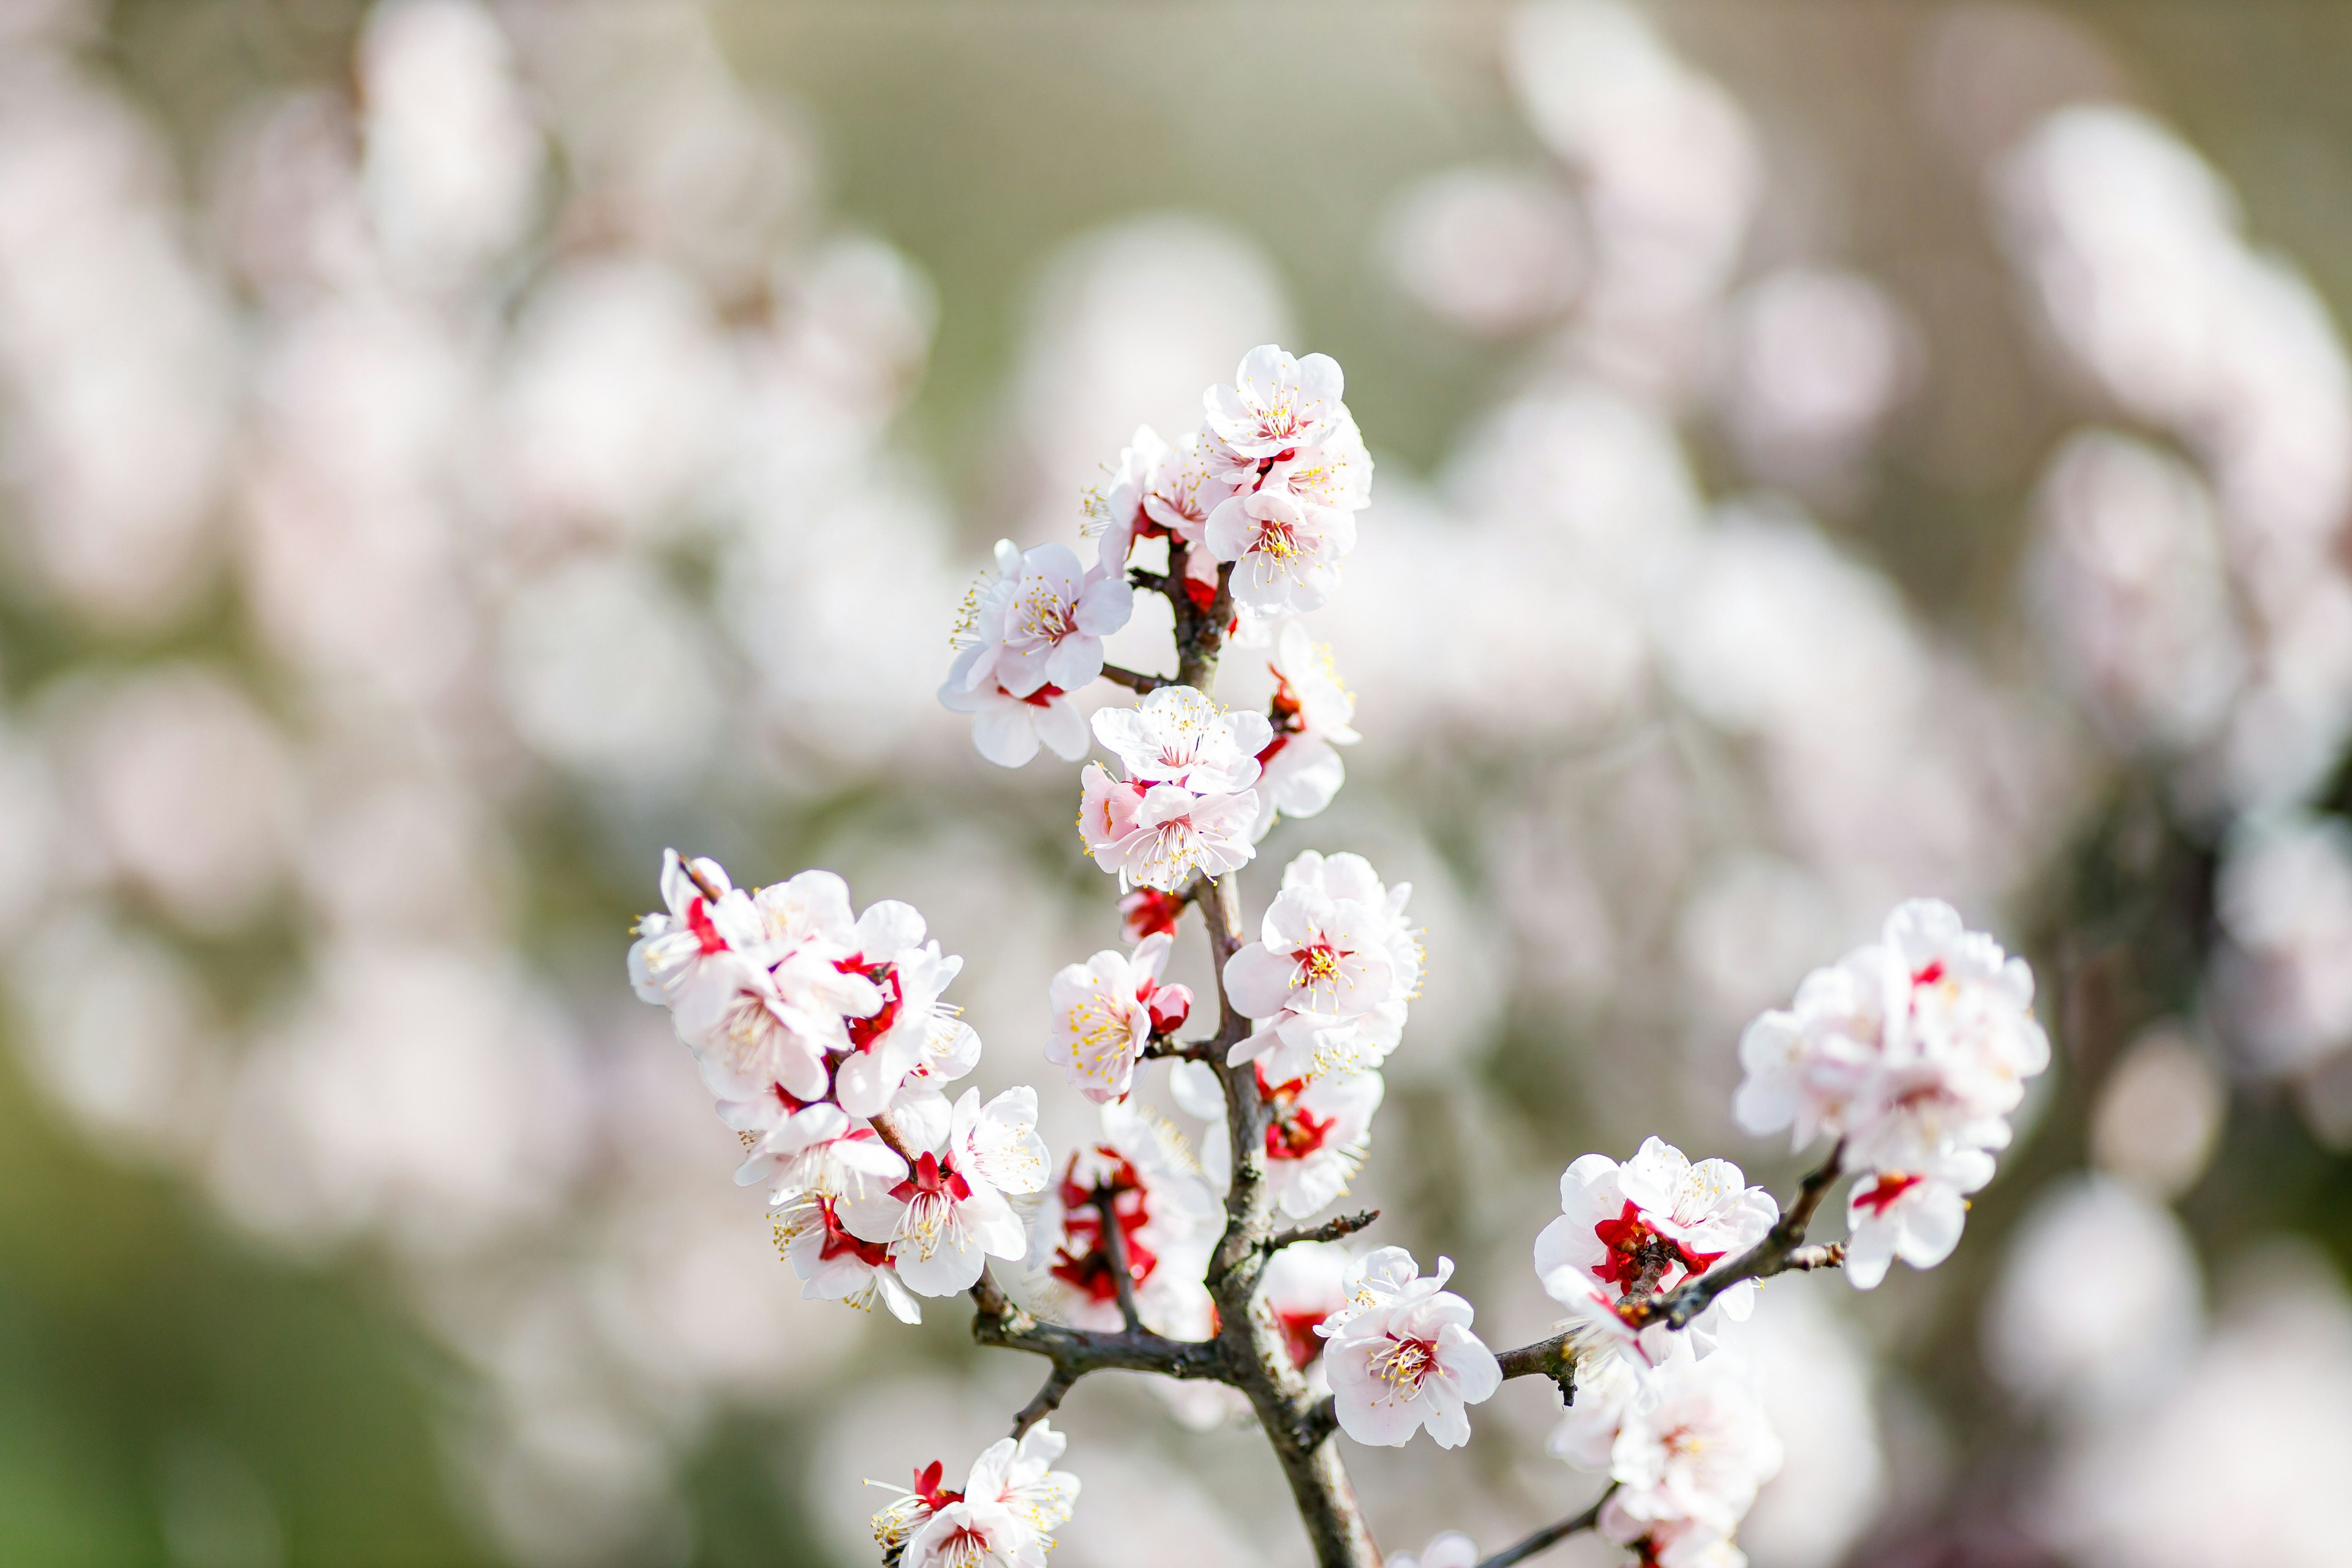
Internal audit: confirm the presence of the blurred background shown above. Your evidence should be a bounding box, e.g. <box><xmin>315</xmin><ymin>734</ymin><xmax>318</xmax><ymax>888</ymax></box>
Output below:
<box><xmin>1</xmin><ymin>0</ymin><xmax>2348</xmax><ymax>1563</ymax></box>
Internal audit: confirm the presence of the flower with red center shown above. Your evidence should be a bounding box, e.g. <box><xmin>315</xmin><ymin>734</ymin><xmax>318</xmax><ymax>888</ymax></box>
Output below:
<box><xmin>1171</xmin><ymin>1060</ymin><xmax>1384</xmax><ymax>1221</ymax></box>
<box><xmin>871</xmin><ymin>1425</ymin><xmax>1080</xmax><ymax>1568</ymax></box>
<box><xmin>1202</xmin><ymin>344</ymin><xmax>1349</xmax><ymax>459</ymax></box>
<box><xmin>1075</xmin><ymin>763</ymin><xmax>1261</xmax><ymax>894</ymax></box>
<box><xmin>1047</xmin><ymin>931</ymin><xmax>1184</xmax><ymax>1105</ymax></box>
<box><xmin>1842</xmin><ymin>1144</ymin><xmax>1995</xmax><ymax>1289</ymax></box>
<box><xmin>1033</xmin><ymin>1101</ymin><xmax>1222</xmax><ymax>1338</ymax></box>
<box><xmin>837</xmin><ymin>1086</ymin><xmax>1047</xmax><ymax>1296</ymax></box>
<box><xmin>772</xmin><ymin>1190</ymin><xmax>919</xmax><ymax>1323</ymax></box>
<box><xmin>1534</xmin><ymin>1138</ymin><xmax>1777</xmax><ymax>1361</ymax></box>
<box><xmin>1223</xmin><ymin>880</ymin><xmax>1395</xmax><ymax>1075</ymax></box>
<box><xmin>1119</xmin><ymin>888</ymin><xmax>1186</xmax><ymax>943</ymax></box>
<box><xmin>826</xmin><ymin>899</ymin><xmax>966</xmax><ymax>1120</ymax></box>
<box><xmin>1252</xmin><ymin>622</ymin><xmax>1360</xmax><ymax>835</ymax></box>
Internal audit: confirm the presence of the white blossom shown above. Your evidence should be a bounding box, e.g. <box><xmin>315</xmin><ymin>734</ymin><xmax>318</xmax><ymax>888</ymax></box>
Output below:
<box><xmin>1090</xmin><ymin>684</ymin><xmax>1271</xmax><ymax>794</ymax></box>
<box><xmin>1254</xmin><ymin>620</ymin><xmax>1359</xmax><ymax>828</ymax></box>
<box><xmin>870</xmin><ymin>1424</ymin><xmax>1080</xmax><ymax>1568</ymax></box>
<box><xmin>1202</xmin><ymin>344</ymin><xmax>1349</xmax><ymax>459</ymax></box>
<box><xmin>1223</xmin><ymin>881</ymin><xmax>1395</xmax><ymax>1065</ymax></box>
<box><xmin>837</xmin><ymin>1086</ymin><xmax>1048</xmax><ymax>1296</ymax></box>
<box><xmin>1317</xmin><ymin>1246</ymin><xmax>1501</xmax><ymax>1449</ymax></box>
<box><xmin>726</xmin><ymin>1094</ymin><xmax>907</xmax><ymax>1200</ymax></box>
<box><xmin>1206</xmin><ymin>486</ymin><xmax>1355</xmax><ymax>614</ymax></box>
<box><xmin>1734</xmin><ymin>899</ymin><xmax>2048</xmax><ymax>1169</ymax></box>
<box><xmin>1841</xmin><ymin>1145</ymin><xmax>1996</xmax><ymax>1289</ymax></box>
<box><xmin>1076</xmin><ymin>764</ymin><xmax>1260</xmax><ymax>892</ymax></box>
<box><xmin>1607</xmin><ymin>1349</ymin><xmax>1784</xmax><ymax>1536</ymax></box>
<box><xmin>772</xmin><ymin>1190</ymin><xmax>921</xmax><ymax>1324</ymax></box>
<box><xmin>830</xmin><ymin>899</ymin><xmax>968</xmax><ymax>1120</ymax></box>
<box><xmin>938</xmin><ymin>677</ymin><xmax>1091</xmax><ymax>769</ymax></box>
<box><xmin>945</xmin><ymin>538</ymin><xmax>1134</xmax><ymax>701</ymax></box>
<box><xmin>1174</xmin><ymin>1058</ymin><xmax>1382</xmax><ymax>1220</ymax></box>
<box><xmin>1031</xmin><ymin>1101</ymin><xmax>1223</xmax><ymax>1339</ymax></box>
<box><xmin>1047</xmin><ymin>932</ymin><xmax>1191</xmax><ymax>1104</ymax></box>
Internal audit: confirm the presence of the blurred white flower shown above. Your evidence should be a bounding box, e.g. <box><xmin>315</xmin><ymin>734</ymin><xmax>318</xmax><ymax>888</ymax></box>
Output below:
<box><xmin>1714</xmin><ymin>269</ymin><xmax>1916</xmax><ymax>484</ymax></box>
<box><xmin>499</xmin><ymin>552</ymin><xmax>724</xmax><ymax>787</ymax></box>
<box><xmin>1382</xmin><ymin>165</ymin><xmax>1584</xmax><ymax>338</ymax></box>
<box><xmin>1983</xmin><ymin>1174</ymin><xmax>2204</xmax><ymax>1422</ymax></box>
<box><xmin>2089</xmin><ymin>1025</ymin><xmax>2226</xmax><ymax>1198</ymax></box>
<box><xmin>2211</xmin><ymin>812</ymin><xmax>2352</xmax><ymax>1074</ymax></box>
<box><xmin>211</xmin><ymin>941</ymin><xmax>589</xmax><ymax>1257</ymax></box>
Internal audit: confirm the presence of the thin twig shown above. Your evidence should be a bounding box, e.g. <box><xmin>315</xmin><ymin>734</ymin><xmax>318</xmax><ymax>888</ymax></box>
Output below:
<box><xmin>1266</xmin><ymin>1209</ymin><xmax>1379</xmax><ymax>1253</ymax></box>
<box><xmin>1010</xmin><ymin>1366</ymin><xmax>1077</xmax><ymax>1438</ymax></box>
<box><xmin>1099</xmin><ymin>663</ymin><xmax>1167</xmax><ymax>693</ymax></box>
<box><xmin>1096</xmin><ymin>1186</ymin><xmax>1144</xmax><ymax>1333</ymax></box>
<box><xmin>1141</xmin><ymin>1036</ymin><xmax>1217</xmax><ymax>1061</ymax></box>
<box><xmin>1476</xmin><ymin>1490</ymin><xmax>1613</xmax><ymax>1568</ymax></box>
<box><xmin>1629</xmin><ymin>1142</ymin><xmax>1845</xmax><ymax>1330</ymax></box>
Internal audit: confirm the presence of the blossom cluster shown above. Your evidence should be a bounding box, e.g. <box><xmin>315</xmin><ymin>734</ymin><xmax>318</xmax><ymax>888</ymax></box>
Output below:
<box><xmin>622</xmin><ymin>337</ymin><xmax>2054</xmax><ymax>1568</ymax></box>
<box><xmin>1734</xmin><ymin>899</ymin><xmax>2051</xmax><ymax>1288</ymax></box>
<box><xmin>869</xmin><ymin>1423</ymin><xmax>1081</xmax><ymax>1568</ymax></box>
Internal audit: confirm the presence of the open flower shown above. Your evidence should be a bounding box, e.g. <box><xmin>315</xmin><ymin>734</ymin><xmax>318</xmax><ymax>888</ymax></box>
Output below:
<box><xmin>1048</xmin><ymin>932</ymin><xmax>1189</xmax><ymax>1104</ymax></box>
<box><xmin>1605</xmin><ymin>1349</ymin><xmax>1784</xmax><ymax>1536</ymax></box>
<box><xmin>1206</xmin><ymin>486</ymin><xmax>1354</xmax><ymax>614</ymax></box>
<box><xmin>1317</xmin><ymin>1246</ymin><xmax>1501</xmax><ymax>1449</ymax></box>
<box><xmin>1842</xmin><ymin>1144</ymin><xmax>1996</xmax><ymax>1289</ymax></box>
<box><xmin>728</xmin><ymin>1091</ymin><xmax>907</xmax><ymax>1200</ymax></box>
<box><xmin>628</xmin><ymin>849</ymin><xmax>774</xmax><ymax>1019</ymax></box>
<box><xmin>829</xmin><ymin>900</ymin><xmax>965</xmax><ymax>1118</ymax></box>
<box><xmin>1144</xmin><ymin>426</ymin><xmax>1231</xmax><ymax>568</ymax></box>
<box><xmin>938</xmin><ymin>677</ymin><xmax>1090</xmax><ymax>769</ymax></box>
<box><xmin>1223</xmin><ymin>880</ymin><xmax>1395</xmax><ymax>1069</ymax></box>
<box><xmin>870</xmin><ymin>1425</ymin><xmax>1080</xmax><ymax>1568</ymax></box>
<box><xmin>1076</xmin><ymin>765</ymin><xmax>1260</xmax><ymax>892</ymax></box>
<box><xmin>1091</xmin><ymin>685</ymin><xmax>1271</xmax><ymax>794</ymax></box>
<box><xmin>946</xmin><ymin>538</ymin><xmax>1134</xmax><ymax>700</ymax></box>
<box><xmin>1083</xmin><ymin>425</ymin><xmax>1169</xmax><ymax>571</ymax></box>
<box><xmin>1203</xmin><ymin>344</ymin><xmax>1349</xmax><ymax>458</ymax></box>
<box><xmin>837</xmin><ymin>1087</ymin><xmax>1047</xmax><ymax>1295</ymax></box>
<box><xmin>772</xmin><ymin>1191</ymin><xmax>921</xmax><ymax>1324</ymax></box>
<box><xmin>1174</xmin><ymin>1058</ymin><xmax>1382</xmax><ymax>1219</ymax></box>
<box><xmin>1032</xmin><ymin>1101</ymin><xmax>1223</xmax><ymax>1338</ymax></box>
<box><xmin>1254</xmin><ymin>622</ymin><xmax>1359</xmax><ymax>829</ymax></box>
<box><xmin>1735</xmin><ymin>899</ymin><xmax>2048</xmax><ymax>1169</ymax></box>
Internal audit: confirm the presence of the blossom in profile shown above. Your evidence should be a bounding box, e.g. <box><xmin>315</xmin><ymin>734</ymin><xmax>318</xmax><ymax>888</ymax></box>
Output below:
<box><xmin>1091</xmin><ymin>684</ymin><xmax>1272</xmax><ymax>794</ymax></box>
<box><xmin>1048</xmin><ymin>931</ymin><xmax>1189</xmax><ymax>1104</ymax></box>
<box><xmin>772</xmin><ymin>1190</ymin><xmax>921</xmax><ymax>1324</ymax></box>
<box><xmin>1842</xmin><ymin>1144</ymin><xmax>1996</xmax><ymax>1288</ymax></box>
<box><xmin>1254</xmin><ymin>622</ymin><xmax>1359</xmax><ymax>829</ymax></box>
<box><xmin>829</xmin><ymin>899</ymin><xmax>966</xmax><ymax>1119</ymax></box>
<box><xmin>1317</xmin><ymin>1246</ymin><xmax>1501</xmax><ymax>1448</ymax></box>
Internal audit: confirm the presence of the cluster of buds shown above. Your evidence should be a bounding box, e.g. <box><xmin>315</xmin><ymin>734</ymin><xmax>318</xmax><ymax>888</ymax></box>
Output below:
<box><xmin>624</xmin><ymin>346</ymin><xmax>2051</xmax><ymax>1568</ymax></box>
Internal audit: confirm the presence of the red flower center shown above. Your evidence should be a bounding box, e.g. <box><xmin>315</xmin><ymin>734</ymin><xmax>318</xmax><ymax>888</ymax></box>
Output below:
<box><xmin>837</xmin><ymin>956</ymin><xmax>905</xmax><ymax>1052</ymax></box>
<box><xmin>1016</xmin><ymin>681</ymin><xmax>1068</xmax><ymax>710</ymax></box>
<box><xmin>816</xmin><ymin>1197</ymin><xmax>892</xmax><ymax>1267</ymax></box>
<box><xmin>1261</xmin><ymin>1072</ymin><xmax>1337</xmax><ymax>1161</ymax></box>
<box><xmin>1591</xmin><ymin>1200</ymin><xmax>1724</xmax><ymax>1293</ymax></box>
<box><xmin>1049</xmin><ymin>1150</ymin><xmax>1161</xmax><ymax>1301</ymax></box>
<box><xmin>685</xmin><ymin>896</ymin><xmax>729</xmax><ymax>956</ymax></box>
<box><xmin>1277</xmin><ymin>1306</ymin><xmax>1329</xmax><ymax>1370</ymax></box>
<box><xmin>894</xmin><ymin>1151</ymin><xmax>973</xmax><ymax>1205</ymax></box>
<box><xmin>1855</xmin><ymin>1171</ymin><xmax>1922</xmax><ymax>1216</ymax></box>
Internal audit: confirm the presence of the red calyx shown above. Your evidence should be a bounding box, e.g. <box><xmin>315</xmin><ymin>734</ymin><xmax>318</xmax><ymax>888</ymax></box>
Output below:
<box><xmin>839</xmin><ymin>957</ymin><xmax>905</xmax><ymax>1052</ymax></box>
<box><xmin>1591</xmin><ymin>1200</ymin><xmax>1724</xmax><ymax>1291</ymax></box>
<box><xmin>685</xmin><ymin>897</ymin><xmax>729</xmax><ymax>956</ymax></box>
<box><xmin>1854</xmin><ymin>1171</ymin><xmax>1922</xmax><ymax>1216</ymax></box>
<box><xmin>1277</xmin><ymin>1307</ymin><xmax>1329</xmax><ymax>1370</ymax></box>
<box><xmin>816</xmin><ymin>1197</ymin><xmax>892</xmax><ymax>1267</ymax></box>
<box><xmin>1016</xmin><ymin>682</ymin><xmax>1068</xmax><ymax>710</ymax></box>
<box><xmin>1120</xmin><ymin>888</ymin><xmax>1186</xmax><ymax>943</ymax></box>
<box><xmin>1141</xmin><ymin>979</ymin><xmax>1192</xmax><ymax>1035</ymax></box>
<box><xmin>895</xmin><ymin>1150</ymin><xmax>973</xmax><ymax>1205</ymax></box>
<box><xmin>1912</xmin><ymin>960</ymin><xmax>1946</xmax><ymax>987</ymax></box>
<box><xmin>911</xmin><ymin>1460</ymin><xmax>962</xmax><ymax>1509</ymax></box>
<box><xmin>1262</xmin><ymin>1071</ymin><xmax>1338</xmax><ymax>1161</ymax></box>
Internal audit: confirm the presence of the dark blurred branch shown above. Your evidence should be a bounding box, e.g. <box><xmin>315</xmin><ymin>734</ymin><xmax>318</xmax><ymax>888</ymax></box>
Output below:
<box><xmin>1095</xmin><ymin>1187</ymin><xmax>1144</xmax><ymax>1332</ymax></box>
<box><xmin>1476</xmin><ymin>1491</ymin><xmax>1613</xmax><ymax>1568</ymax></box>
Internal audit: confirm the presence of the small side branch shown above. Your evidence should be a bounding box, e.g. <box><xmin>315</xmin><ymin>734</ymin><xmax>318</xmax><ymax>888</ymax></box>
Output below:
<box><xmin>1096</xmin><ymin>1188</ymin><xmax>1144</xmax><ymax>1332</ymax></box>
<box><xmin>1630</xmin><ymin>1143</ymin><xmax>1845</xmax><ymax>1330</ymax></box>
<box><xmin>1011</xmin><ymin>1365</ymin><xmax>1077</xmax><ymax>1438</ymax></box>
<box><xmin>1142</xmin><ymin>1036</ymin><xmax>1218</xmax><ymax>1062</ymax></box>
<box><xmin>1267</xmin><ymin>1209</ymin><xmax>1379</xmax><ymax>1254</ymax></box>
<box><xmin>967</xmin><ymin>1270</ymin><xmax>1227</xmax><ymax>1433</ymax></box>
<box><xmin>1477</xmin><ymin>1491</ymin><xmax>1613</xmax><ymax>1568</ymax></box>
<box><xmin>1099</xmin><ymin>663</ymin><xmax>1167</xmax><ymax>693</ymax></box>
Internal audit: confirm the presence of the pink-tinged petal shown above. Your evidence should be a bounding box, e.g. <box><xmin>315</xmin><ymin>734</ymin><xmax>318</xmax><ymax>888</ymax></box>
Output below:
<box><xmin>895</xmin><ymin>1230</ymin><xmax>987</xmax><ymax>1296</ymax></box>
<box><xmin>1204</xmin><ymin>496</ymin><xmax>1253</xmax><ymax>562</ymax></box>
<box><xmin>996</xmin><ymin>642</ymin><xmax>1054</xmax><ymax>697</ymax></box>
<box><xmin>1022</xmin><ymin>541</ymin><xmax>1085</xmax><ymax>601</ymax></box>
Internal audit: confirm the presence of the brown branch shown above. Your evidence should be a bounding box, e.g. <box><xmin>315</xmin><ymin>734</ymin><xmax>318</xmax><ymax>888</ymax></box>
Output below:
<box><xmin>1477</xmin><ymin>1490</ymin><xmax>1613</xmax><ymax>1568</ymax></box>
<box><xmin>1627</xmin><ymin>1142</ymin><xmax>1845</xmax><ymax>1330</ymax></box>
<box><xmin>1141</xmin><ymin>1036</ymin><xmax>1217</xmax><ymax>1061</ymax></box>
<box><xmin>1011</xmin><ymin>1365</ymin><xmax>1077</xmax><ymax>1438</ymax></box>
<box><xmin>1267</xmin><ymin>1209</ymin><xmax>1379</xmax><ymax>1253</ymax></box>
<box><xmin>1099</xmin><ymin>663</ymin><xmax>1167</xmax><ymax>693</ymax></box>
<box><xmin>966</xmin><ymin>1270</ymin><xmax>1226</xmax><ymax>1387</ymax></box>
<box><xmin>1095</xmin><ymin>1187</ymin><xmax>1144</xmax><ymax>1333</ymax></box>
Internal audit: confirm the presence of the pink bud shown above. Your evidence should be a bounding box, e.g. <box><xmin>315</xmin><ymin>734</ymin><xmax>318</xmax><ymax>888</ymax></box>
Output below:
<box><xmin>1147</xmin><ymin>982</ymin><xmax>1193</xmax><ymax>1034</ymax></box>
